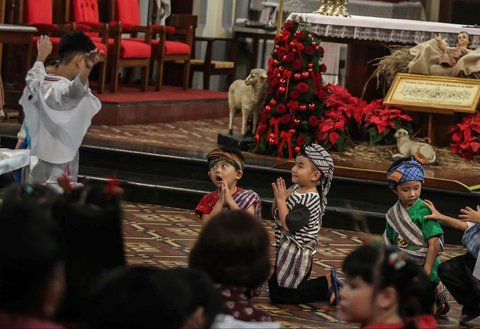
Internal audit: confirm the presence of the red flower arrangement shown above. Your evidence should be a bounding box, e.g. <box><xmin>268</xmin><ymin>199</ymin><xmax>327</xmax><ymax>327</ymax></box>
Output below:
<box><xmin>450</xmin><ymin>112</ymin><xmax>480</xmax><ymax>160</ymax></box>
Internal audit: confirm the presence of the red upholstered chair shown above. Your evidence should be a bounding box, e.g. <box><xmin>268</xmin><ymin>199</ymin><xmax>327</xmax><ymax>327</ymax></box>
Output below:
<box><xmin>70</xmin><ymin>0</ymin><xmax>151</xmax><ymax>93</ymax></box>
<box><xmin>151</xmin><ymin>14</ymin><xmax>193</xmax><ymax>91</ymax></box>
<box><xmin>23</xmin><ymin>0</ymin><xmax>67</xmax><ymax>56</ymax></box>
<box><xmin>69</xmin><ymin>0</ymin><xmax>109</xmax><ymax>93</ymax></box>
<box><xmin>109</xmin><ymin>0</ymin><xmax>152</xmax><ymax>93</ymax></box>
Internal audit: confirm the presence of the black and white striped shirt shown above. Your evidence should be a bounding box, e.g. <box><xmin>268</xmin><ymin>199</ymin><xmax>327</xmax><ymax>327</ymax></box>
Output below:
<box><xmin>274</xmin><ymin>184</ymin><xmax>322</xmax><ymax>252</ymax></box>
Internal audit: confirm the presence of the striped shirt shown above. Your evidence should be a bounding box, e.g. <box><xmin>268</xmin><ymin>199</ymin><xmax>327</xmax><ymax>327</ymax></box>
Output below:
<box><xmin>274</xmin><ymin>184</ymin><xmax>322</xmax><ymax>252</ymax></box>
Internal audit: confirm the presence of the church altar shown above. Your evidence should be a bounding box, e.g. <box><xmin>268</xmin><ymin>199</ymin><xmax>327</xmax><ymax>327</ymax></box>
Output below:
<box><xmin>288</xmin><ymin>14</ymin><xmax>480</xmax><ymax>47</ymax></box>
<box><xmin>286</xmin><ymin>13</ymin><xmax>480</xmax><ymax>98</ymax></box>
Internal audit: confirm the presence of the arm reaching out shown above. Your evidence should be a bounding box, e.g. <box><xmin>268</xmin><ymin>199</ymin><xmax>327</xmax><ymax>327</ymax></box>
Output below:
<box><xmin>423</xmin><ymin>199</ymin><xmax>468</xmax><ymax>231</ymax></box>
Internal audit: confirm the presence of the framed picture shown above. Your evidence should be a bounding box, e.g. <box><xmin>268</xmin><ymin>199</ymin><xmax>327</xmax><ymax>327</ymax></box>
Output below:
<box><xmin>384</xmin><ymin>73</ymin><xmax>480</xmax><ymax>114</ymax></box>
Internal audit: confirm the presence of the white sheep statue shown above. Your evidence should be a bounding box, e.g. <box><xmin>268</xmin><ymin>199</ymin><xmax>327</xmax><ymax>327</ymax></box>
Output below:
<box><xmin>394</xmin><ymin>128</ymin><xmax>437</xmax><ymax>164</ymax></box>
<box><xmin>228</xmin><ymin>68</ymin><xmax>268</xmax><ymax>137</ymax></box>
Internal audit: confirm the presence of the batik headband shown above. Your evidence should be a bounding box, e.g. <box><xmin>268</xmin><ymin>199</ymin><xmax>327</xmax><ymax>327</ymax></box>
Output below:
<box><xmin>207</xmin><ymin>149</ymin><xmax>244</xmax><ymax>171</ymax></box>
<box><xmin>302</xmin><ymin>143</ymin><xmax>334</xmax><ymax>213</ymax></box>
<box><xmin>387</xmin><ymin>157</ymin><xmax>424</xmax><ymax>189</ymax></box>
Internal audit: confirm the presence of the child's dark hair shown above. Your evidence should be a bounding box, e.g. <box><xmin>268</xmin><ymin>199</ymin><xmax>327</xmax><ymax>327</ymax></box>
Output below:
<box><xmin>0</xmin><ymin>214</ymin><xmax>64</xmax><ymax>314</ymax></box>
<box><xmin>86</xmin><ymin>266</ymin><xmax>222</xmax><ymax>329</ymax></box>
<box><xmin>189</xmin><ymin>210</ymin><xmax>270</xmax><ymax>289</ymax></box>
<box><xmin>52</xmin><ymin>182</ymin><xmax>126</xmax><ymax>323</ymax></box>
<box><xmin>0</xmin><ymin>183</ymin><xmax>59</xmax><ymax>223</ymax></box>
<box><xmin>58</xmin><ymin>31</ymin><xmax>95</xmax><ymax>64</ymax></box>
<box><xmin>343</xmin><ymin>245</ymin><xmax>435</xmax><ymax>326</ymax></box>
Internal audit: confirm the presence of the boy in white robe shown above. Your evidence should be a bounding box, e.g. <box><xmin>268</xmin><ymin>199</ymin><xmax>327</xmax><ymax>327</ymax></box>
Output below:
<box><xmin>22</xmin><ymin>31</ymin><xmax>104</xmax><ymax>190</ymax></box>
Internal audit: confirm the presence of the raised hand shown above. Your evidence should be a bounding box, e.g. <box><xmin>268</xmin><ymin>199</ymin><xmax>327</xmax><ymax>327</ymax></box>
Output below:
<box><xmin>84</xmin><ymin>49</ymin><xmax>105</xmax><ymax>69</ymax></box>
<box><xmin>272</xmin><ymin>177</ymin><xmax>288</xmax><ymax>203</ymax></box>
<box><xmin>37</xmin><ymin>35</ymin><xmax>53</xmax><ymax>62</ymax></box>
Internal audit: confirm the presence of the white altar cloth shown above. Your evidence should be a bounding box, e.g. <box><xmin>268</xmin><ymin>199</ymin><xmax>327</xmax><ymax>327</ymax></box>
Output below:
<box><xmin>288</xmin><ymin>14</ymin><xmax>480</xmax><ymax>48</ymax></box>
<box><xmin>0</xmin><ymin>149</ymin><xmax>30</xmax><ymax>175</ymax></box>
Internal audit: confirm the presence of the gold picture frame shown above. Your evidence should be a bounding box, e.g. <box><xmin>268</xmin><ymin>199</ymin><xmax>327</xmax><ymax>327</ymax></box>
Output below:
<box><xmin>384</xmin><ymin>73</ymin><xmax>480</xmax><ymax>114</ymax></box>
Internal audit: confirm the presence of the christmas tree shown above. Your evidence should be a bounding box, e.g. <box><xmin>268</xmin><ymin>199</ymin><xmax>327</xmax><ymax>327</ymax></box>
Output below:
<box><xmin>252</xmin><ymin>17</ymin><xmax>328</xmax><ymax>159</ymax></box>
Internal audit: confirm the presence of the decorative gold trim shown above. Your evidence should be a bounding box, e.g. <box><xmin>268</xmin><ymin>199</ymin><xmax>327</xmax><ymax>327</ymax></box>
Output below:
<box><xmin>384</xmin><ymin>73</ymin><xmax>480</xmax><ymax>114</ymax></box>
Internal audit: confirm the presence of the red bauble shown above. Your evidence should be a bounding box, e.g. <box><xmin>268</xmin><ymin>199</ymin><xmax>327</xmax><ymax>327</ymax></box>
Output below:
<box><xmin>273</xmin><ymin>49</ymin><xmax>278</xmax><ymax>55</ymax></box>
<box><xmin>293</xmin><ymin>118</ymin><xmax>301</xmax><ymax>126</ymax></box>
<box><xmin>273</xmin><ymin>59</ymin><xmax>279</xmax><ymax>66</ymax></box>
<box><xmin>294</xmin><ymin>73</ymin><xmax>302</xmax><ymax>80</ymax></box>
<box><xmin>292</xmin><ymin>48</ymin><xmax>297</xmax><ymax>53</ymax></box>
<box><xmin>288</xmin><ymin>129</ymin><xmax>296</xmax><ymax>134</ymax></box>
<box><xmin>264</xmin><ymin>105</ymin><xmax>272</xmax><ymax>112</ymax></box>
<box><xmin>299</xmin><ymin>104</ymin><xmax>307</xmax><ymax>111</ymax></box>
<box><xmin>289</xmin><ymin>41</ymin><xmax>296</xmax><ymax>47</ymax></box>
<box><xmin>256</xmin><ymin>134</ymin><xmax>260</xmax><ymax>144</ymax></box>
<box><xmin>294</xmin><ymin>146</ymin><xmax>301</xmax><ymax>154</ymax></box>
<box><xmin>302</xmin><ymin>71</ymin><xmax>310</xmax><ymax>78</ymax></box>
<box><xmin>308</xmin><ymin>68</ymin><xmax>313</xmax><ymax>72</ymax></box>
<box><xmin>270</xmin><ymin>99</ymin><xmax>277</xmax><ymax>106</ymax></box>
<box><xmin>279</xmin><ymin>66</ymin><xmax>285</xmax><ymax>71</ymax></box>
<box><xmin>308</xmin><ymin>103</ymin><xmax>316</xmax><ymax>110</ymax></box>
<box><xmin>278</xmin><ymin>86</ymin><xmax>286</xmax><ymax>94</ymax></box>
<box><xmin>312</xmin><ymin>41</ymin><xmax>317</xmax><ymax>46</ymax></box>
<box><xmin>282</xmin><ymin>55</ymin><xmax>288</xmax><ymax>62</ymax></box>
<box><xmin>276</xmin><ymin>73</ymin><xmax>282</xmax><ymax>78</ymax></box>
<box><xmin>308</xmin><ymin>63</ymin><xmax>313</xmax><ymax>68</ymax></box>
<box><xmin>280</xmin><ymin>78</ymin><xmax>286</xmax><ymax>84</ymax></box>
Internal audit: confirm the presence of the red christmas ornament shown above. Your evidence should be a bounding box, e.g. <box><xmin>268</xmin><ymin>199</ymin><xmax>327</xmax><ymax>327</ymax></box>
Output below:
<box><xmin>293</xmin><ymin>118</ymin><xmax>301</xmax><ymax>126</ymax></box>
<box><xmin>308</xmin><ymin>63</ymin><xmax>313</xmax><ymax>68</ymax></box>
<box><xmin>256</xmin><ymin>134</ymin><xmax>260</xmax><ymax>144</ymax></box>
<box><xmin>270</xmin><ymin>99</ymin><xmax>277</xmax><ymax>106</ymax></box>
<box><xmin>273</xmin><ymin>59</ymin><xmax>279</xmax><ymax>66</ymax></box>
<box><xmin>280</xmin><ymin>78</ymin><xmax>286</xmax><ymax>84</ymax></box>
<box><xmin>291</xmin><ymin>48</ymin><xmax>297</xmax><ymax>53</ymax></box>
<box><xmin>312</xmin><ymin>41</ymin><xmax>317</xmax><ymax>46</ymax></box>
<box><xmin>273</xmin><ymin>49</ymin><xmax>278</xmax><ymax>55</ymax></box>
<box><xmin>278</xmin><ymin>86</ymin><xmax>286</xmax><ymax>94</ymax></box>
<box><xmin>308</xmin><ymin>103</ymin><xmax>316</xmax><ymax>110</ymax></box>
<box><xmin>282</xmin><ymin>55</ymin><xmax>288</xmax><ymax>62</ymax></box>
<box><xmin>302</xmin><ymin>71</ymin><xmax>310</xmax><ymax>78</ymax></box>
<box><xmin>299</xmin><ymin>104</ymin><xmax>307</xmax><ymax>111</ymax></box>
<box><xmin>288</xmin><ymin>129</ymin><xmax>296</xmax><ymax>134</ymax></box>
<box><xmin>308</xmin><ymin>68</ymin><xmax>313</xmax><ymax>73</ymax></box>
<box><xmin>294</xmin><ymin>73</ymin><xmax>302</xmax><ymax>80</ymax></box>
<box><xmin>279</xmin><ymin>66</ymin><xmax>285</xmax><ymax>71</ymax></box>
<box><xmin>264</xmin><ymin>105</ymin><xmax>272</xmax><ymax>112</ymax></box>
<box><xmin>294</xmin><ymin>146</ymin><xmax>301</xmax><ymax>154</ymax></box>
<box><xmin>276</xmin><ymin>73</ymin><xmax>282</xmax><ymax>78</ymax></box>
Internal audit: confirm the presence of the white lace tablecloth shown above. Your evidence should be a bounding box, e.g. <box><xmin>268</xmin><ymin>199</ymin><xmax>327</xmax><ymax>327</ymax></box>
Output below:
<box><xmin>288</xmin><ymin>13</ymin><xmax>480</xmax><ymax>48</ymax></box>
<box><xmin>0</xmin><ymin>149</ymin><xmax>30</xmax><ymax>175</ymax></box>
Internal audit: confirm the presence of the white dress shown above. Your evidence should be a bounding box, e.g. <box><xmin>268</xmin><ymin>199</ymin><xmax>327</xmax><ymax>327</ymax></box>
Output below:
<box><xmin>21</xmin><ymin>61</ymin><xmax>101</xmax><ymax>188</ymax></box>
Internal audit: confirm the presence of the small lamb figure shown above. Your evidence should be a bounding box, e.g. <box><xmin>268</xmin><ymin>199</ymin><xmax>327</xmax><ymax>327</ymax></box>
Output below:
<box><xmin>228</xmin><ymin>68</ymin><xmax>267</xmax><ymax>137</ymax></box>
<box><xmin>394</xmin><ymin>128</ymin><xmax>437</xmax><ymax>164</ymax></box>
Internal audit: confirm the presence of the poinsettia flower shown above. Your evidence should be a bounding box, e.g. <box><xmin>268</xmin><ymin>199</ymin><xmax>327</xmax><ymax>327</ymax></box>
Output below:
<box><xmin>295</xmin><ymin>30</ymin><xmax>307</xmax><ymax>40</ymax></box>
<box><xmin>329</xmin><ymin>132</ymin><xmax>340</xmax><ymax>145</ymax></box>
<box><xmin>276</xmin><ymin>47</ymin><xmax>287</xmax><ymax>58</ymax></box>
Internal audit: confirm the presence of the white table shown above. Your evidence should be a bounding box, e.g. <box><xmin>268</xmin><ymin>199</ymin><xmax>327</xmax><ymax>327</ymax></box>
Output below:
<box><xmin>0</xmin><ymin>149</ymin><xmax>30</xmax><ymax>175</ymax></box>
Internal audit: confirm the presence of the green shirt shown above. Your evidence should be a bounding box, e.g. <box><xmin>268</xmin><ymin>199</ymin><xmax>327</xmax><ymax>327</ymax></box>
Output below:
<box><xmin>385</xmin><ymin>198</ymin><xmax>444</xmax><ymax>284</ymax></box>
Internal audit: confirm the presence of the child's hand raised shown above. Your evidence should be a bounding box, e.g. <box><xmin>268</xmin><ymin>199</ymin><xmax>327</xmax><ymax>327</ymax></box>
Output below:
<box><xmin>459</xmin><ymin>205</ymin><xmax>480</xmax><ymax>223</ymax></box>
<box><xmin>84</xmin><ymin>49</ymin><xmax>105</xmax><ymax>69</ymax></box>
<box><xmin>272</xmin><ymin>177</ymin><xmax>288</xmax><ymax>202</ymax></box>
<box><xmin>37</xmin><ymin>35</ymin><xmax>53</xmax><ymax>62</ymax></box>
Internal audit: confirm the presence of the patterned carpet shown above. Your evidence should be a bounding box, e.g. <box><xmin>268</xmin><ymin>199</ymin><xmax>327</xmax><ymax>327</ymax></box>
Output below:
<box><xmin>123</xmin><ymin>202</ymin><xmax>468</xmax><ymax>328</ymax></box>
